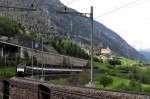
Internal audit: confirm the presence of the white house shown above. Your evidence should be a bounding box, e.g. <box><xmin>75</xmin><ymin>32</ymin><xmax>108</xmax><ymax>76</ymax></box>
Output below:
<box><xmin>101</xmin><ymin>46</ymin><xmax>111</xmax><ymax>54</ymax></box>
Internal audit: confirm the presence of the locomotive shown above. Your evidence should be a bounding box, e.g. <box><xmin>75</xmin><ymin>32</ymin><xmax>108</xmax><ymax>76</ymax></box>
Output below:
<box><xmin>16</xmin><ymin>63</ymin><xmax>26</xmax><ymax>76</ymax></box>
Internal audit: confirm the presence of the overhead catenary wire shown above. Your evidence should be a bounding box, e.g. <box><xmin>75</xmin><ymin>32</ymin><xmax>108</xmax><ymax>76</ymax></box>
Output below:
<box><xmin>94</xmin><ymin>0</ymin><xmax>147</xmax><ymax>19</ymax></box>
<box><xmin>66</xmin><ymin>0</ymin><xmax>80</xmax><ymax>6</ymax></box>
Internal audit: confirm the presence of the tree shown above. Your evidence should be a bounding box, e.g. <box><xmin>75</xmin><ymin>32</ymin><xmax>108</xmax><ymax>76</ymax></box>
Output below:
<box><xmin>108</xmin><ymin>59</ymin><xmax>121</xmax><ymax>65</ymax></box>
<box><xmin>48</xmin><ymin>36</ymin><xmax>90</xmax><ymax>59</ymax></box>
<box><xmin>0</xmin><ymin>16</ymin><xmax>19</xmax><ymax>37</ymax></box>
<box><xmin>99</xmin><ymin>75</ymin><xmax>113</xmax><ymax>88</ymax></box>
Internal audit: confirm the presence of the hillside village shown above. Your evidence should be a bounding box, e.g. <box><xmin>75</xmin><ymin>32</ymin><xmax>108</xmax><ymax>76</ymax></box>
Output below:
<box><xmin>84</xmin><ymin>46</ymin><xmax>114</xmax><ymax>61</ymax></box>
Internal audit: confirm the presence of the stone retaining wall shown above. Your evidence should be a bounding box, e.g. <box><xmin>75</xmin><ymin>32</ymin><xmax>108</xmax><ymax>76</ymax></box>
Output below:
<box><xmin>10</xmin><ymin>79</ymin><xmax>39</xmax><ymax>99</ymax></box>
<box><xmin>2</xmin><ymin>77</ymin><xmax>150</xmax><ymax>99</ymax></box>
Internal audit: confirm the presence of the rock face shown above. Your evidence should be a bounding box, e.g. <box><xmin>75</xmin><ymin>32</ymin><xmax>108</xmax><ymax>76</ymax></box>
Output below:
<box><xmin>0</xmin><ymin>0</ymin><xmax>146</xmax><ymax>60</ymax></box>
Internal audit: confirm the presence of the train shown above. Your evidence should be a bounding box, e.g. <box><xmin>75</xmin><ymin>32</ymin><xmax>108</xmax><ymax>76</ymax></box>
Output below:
<box><xmin>27</xmin><ymin>50</ymin><xmax>88</xmax><ymax>67</ymax></box>
<box><xmin>16</xmin><ymin>52</ymin><xmax>88</xmax><ymax>76</ymax></box>
<box><xmin>16</xmin><ymin>64</ymin><xmax>84</xmax><ymax>77</ymax></box>
<box><xmin>16</xmin><ymin>63</ymin><xmax>27</xmax><ymax>76</ymax></box>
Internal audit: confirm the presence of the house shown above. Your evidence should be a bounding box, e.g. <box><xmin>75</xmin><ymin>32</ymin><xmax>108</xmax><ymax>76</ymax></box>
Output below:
<box><xmin>100</xmin><ymin>46</ymin><xmax>113</xmax><ymax>61</ymax></box>
<box><xmin>101</xmin><ymin>46</ymin><xmax>111</xmax><ymax>54</ymax></box>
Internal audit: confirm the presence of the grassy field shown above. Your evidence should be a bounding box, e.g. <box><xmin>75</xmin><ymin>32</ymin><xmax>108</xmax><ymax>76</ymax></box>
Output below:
<box><xmin>95</xmin><ymin>62</ymin><xmax>109</xmax><ymax>69</ymax></box>
<box><xmin>119</xmin><ymin>57</ymin><xmax>138</xmax><ymax>66</ymax></box>
<box><xmin>94</xmin><ymin>74</ymin><xmax>150</xmax><ymax>92</ymax></box>
<box><xmin>94</xmin><ymin>57</ymin><xmax>150</xmax><ymax>93</ymax></box>
<box><xmin>0</xmin><ymin>67</ymin><xmax>16</xmax><ymax>77</ymax></box>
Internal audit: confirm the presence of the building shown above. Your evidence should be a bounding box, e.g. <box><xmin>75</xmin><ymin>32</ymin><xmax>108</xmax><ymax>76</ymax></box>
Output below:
<box><xmin>101</xmin><ymin>46</ymin><xmax>111</xmax><ymax>55</ymax></box>
<box><xmin>99</xmin><ymin>46</ymin><xmax>113</xmax><ymax>61</ymax></box>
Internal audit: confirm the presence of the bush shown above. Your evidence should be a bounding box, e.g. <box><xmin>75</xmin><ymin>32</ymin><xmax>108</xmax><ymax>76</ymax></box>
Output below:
<box><xmin>116</xmin><ymin>66</ymin><xmax>131</xmax><ymax>73</ymax></box>
<box><xmin>128</xmin><ymin>66</ymin><xmax>150</xmax><ymax>85</ymax></box>
<box><xmin>108</xmin><ymin>59</ymin><xmax>121</xmax><ymax>65</ymax></box>
<box><xmin>115</xmin><ymin>80</ymin><xmax>142</xmax><ymax>92</ymax></box>
<box><xmin>115</xmin><ymin>83</ymin><xmax>128</xmax><ymax>90</ymax></box>
<box><xmin>127</xmin><ymin>80</ymin><xmax>142</xmax><ymax>91</ymax></box>
<box><xmin>99</xmin><ymin>75</ymin><xmax>113</xmax><ymax>88</ymax></box>
<box><xmin>143</xmin><ymin>87</ymin><xmax>150</xmax><ymax>93</ymax></box>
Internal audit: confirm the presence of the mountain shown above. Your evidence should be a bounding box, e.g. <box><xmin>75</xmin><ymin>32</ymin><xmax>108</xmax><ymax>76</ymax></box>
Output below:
<box><xmin>140</xmin><ymin>51</ymin><xmax>150</xmax><ymax>61</ymax></box>
<box><xmin>0</xmin><ymin>0</ymin><xmax>147</xmax><ymax>60</ymax></box>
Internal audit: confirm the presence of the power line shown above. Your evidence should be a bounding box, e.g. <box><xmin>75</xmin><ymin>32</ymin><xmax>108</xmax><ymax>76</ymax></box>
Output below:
<box><xmin>94</xmin><ymin>0</ymin><xmax>143</xmax><ymax>19</ymax></box>
<box><xmin>0</xmin><ymin>5</ymin><xmax>36</xmax><ymax>11</ymax></box>
<box><xmin>66</xmin><ymin>0</ymin><xmax>80</xmax><ymax>6</ymax></box>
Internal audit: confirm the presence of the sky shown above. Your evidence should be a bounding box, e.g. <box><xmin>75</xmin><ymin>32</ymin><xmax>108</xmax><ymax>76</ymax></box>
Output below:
<box><xmin>60</xmin><ymin>0</ymin><xmax>150</xmax><ymax>51</ymax></box>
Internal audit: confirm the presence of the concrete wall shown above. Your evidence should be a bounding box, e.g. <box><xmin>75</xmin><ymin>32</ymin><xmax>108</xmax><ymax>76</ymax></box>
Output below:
<box><xmin>2</xmin><ymin>77</ymin><xmax>150</xmax><ymax>99</ymax></box>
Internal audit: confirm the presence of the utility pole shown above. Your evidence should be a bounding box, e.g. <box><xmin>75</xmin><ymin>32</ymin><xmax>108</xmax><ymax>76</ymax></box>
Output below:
<box><xmin>57</xmin><ymin>6</ymin><xmax>94</xmax><ymax>86</ymax></box>
<box><xmin>41</xmin><ymin>37</ymin><xmax>44</xmax><ymax>81</ymax></box>
<box><xmin>90</xmin><ymin>6</ymin><xmax>94</xmax><ymax>83</ymax></box>
<box><xmin>69</xmin><ymin>20</ymin><xmax>73</xmax><ymax>38</ymax></box>
<box><xmin>1</xmin><ymin>46</ymin><xmax>4</xmax><ymax>57</ymax></box>
<box><xmin>31</xmin><ymin>41</ymin><xmax>34</xmax><ymax>78</ymax></box>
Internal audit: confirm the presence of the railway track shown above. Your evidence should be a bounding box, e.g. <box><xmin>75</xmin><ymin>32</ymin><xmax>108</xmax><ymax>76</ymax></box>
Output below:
<box><xmin>82</xmin><ymin>86</ymin><xmax>150</xmax><ymax>96</ymax></box>
<box><xmin>51</xmin><ymin>89</ymin><xmax>105</xmax><ymax>99</ymax></box>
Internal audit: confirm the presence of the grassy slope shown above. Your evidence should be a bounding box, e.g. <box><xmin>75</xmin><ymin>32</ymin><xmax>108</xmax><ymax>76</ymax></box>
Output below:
<box><xmin>94</xmin><ymin>57</ymin><xmax>150</xmax><ymax>92</ymax></box>
<box><xmin>0</xmin><ymin>67</ymin><xmax>16</xmax><ymax>77</ymax></box>
<box><xmin>94</xmin><ymin>74</ymin><xmax>150</xmax><ymax>92</ymax></box>
<box><xmin>119</xmin><ymin>57</ymin><xmax>138</xmax><ymax>66</ymax></box>
<box><xmin>94</xmin><ymin>62</ymin><xmax>109</xmax><ymax>70</ymax></box>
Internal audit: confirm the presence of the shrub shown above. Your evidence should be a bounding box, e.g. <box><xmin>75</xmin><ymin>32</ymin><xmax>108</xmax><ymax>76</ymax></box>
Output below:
<box><xmin>115</xmin><ymin>83</ymin><xmax>128</xmax><ymax>90</ymax></box>
<box><xmin>108</xmin><ymin>59</ymin><xmax>121</xmax><ymax>65</ymax></box>
<box><xmin>115</xmin><ymin>80</ymin><xmax>142</xmax><ymax>92</ymax></box>
<box><xmin>99</xmin><ymin>75</ymin><xmax>113</xmax><ymax>88</ymax></box>
<box><xmin>127</xmin><ymin>80</ymin><xmax>142</xmax><ymax>91</ymax></box>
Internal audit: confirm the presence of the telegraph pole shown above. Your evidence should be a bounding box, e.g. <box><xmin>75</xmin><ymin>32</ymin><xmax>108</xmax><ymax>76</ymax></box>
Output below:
<box><xmin>41</xmin><ymin>37</ymin><xmax>44</xmax><ymax>81</ymax></box>
<box><xmin>31</xmin><ymin>41</ymin><xmax>34</xmax><ymax>78</ymax></box>
<box><xmin>57</xmin><ymin>6</ymin><xmax>94</xmax><ymax>86</ymax></box>
<box><xmin>90</xmin><ymin>6</ymin><xmax>94</xmax><ymax>83</ymax></box>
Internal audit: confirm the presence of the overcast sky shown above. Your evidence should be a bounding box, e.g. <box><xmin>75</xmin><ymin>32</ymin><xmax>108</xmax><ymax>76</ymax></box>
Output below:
<box><xmin>60</xmin><ymin>0</ymin><xmax>150</xmax><ymax>51</ymax></box>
